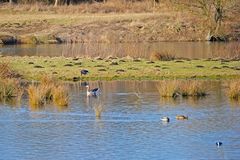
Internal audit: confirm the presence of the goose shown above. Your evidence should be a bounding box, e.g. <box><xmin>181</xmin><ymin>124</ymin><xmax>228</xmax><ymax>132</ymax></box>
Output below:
<box><xmin>86</xmin><ymin>85</ymin><xmax>100</xmax><ymax>96</ymax></box>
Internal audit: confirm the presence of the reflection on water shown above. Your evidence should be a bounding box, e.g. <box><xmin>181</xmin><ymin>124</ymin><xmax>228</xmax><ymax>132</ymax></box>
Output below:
<box><xmin>0</xmin><ymin>81</ymin><xmax>240</xmax><ymax>160</ymax></box>
<box><xmin>0</xmin><ymin>42</ymin><xmax>239</xmax><ymax>59</ymax></box>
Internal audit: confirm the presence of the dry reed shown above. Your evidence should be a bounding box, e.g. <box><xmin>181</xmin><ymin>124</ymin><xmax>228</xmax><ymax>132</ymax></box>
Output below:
<box><xmin>27</xmin><ymin>84</ymin><xmax>46</xmax><ymax>107</ymax></box>
<box><xmin>179</xmin><ymin>81</ymin><xmax>207</xmax><ymax>97</ymax></box>
<box><xmin>0</xmin><ymin>78</ymin><xmax>23</xmax><ymax>100</ymax></box>
<box><xmin>52</xmin><ymin>85</ymin><xmax>69</xmax><ymax>107</ymax></box>
<box><xmin>150</xmin><ymin>52</ymin><xmax>175</xmax><ymax>61</ymax></box>
<box><xmin>156</xmin><ymin>80</ymin><xmax>180</xmax><ymax>98</ymax></box>
<box><xmin>94</xmin><ymin>103</ymin><xmax>103</xmax><ymax>119</ymax></box>
<box><xmin>228</xmin><ymin>80</ymin><xmax>240</xmax><ymax>100</ymax></box>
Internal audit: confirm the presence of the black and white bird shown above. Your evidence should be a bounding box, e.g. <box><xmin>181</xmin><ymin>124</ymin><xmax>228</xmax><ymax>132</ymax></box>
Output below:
<box><xmin>216</xmin><ymin>142</ymin><xmax>223</xmax><ymax>147</ymax></box>
<box><xmin>86</xmin><ymin>85</ymin><xmax>100</xmax><ymax>96</ymax></box>
<box><xmin>81</xmin><ymin>69</ymin><xmax>89</xmax><ymax>76</ymax></box>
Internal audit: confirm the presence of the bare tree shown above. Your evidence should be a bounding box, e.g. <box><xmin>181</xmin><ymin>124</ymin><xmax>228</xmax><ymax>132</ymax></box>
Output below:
<box><xmin>54</xmin><ymin>0</ymin><xmax>58</xmax><ymax>6</ymax></box>
<box><xmin>174</xmin><ymin>0</ymin><xmax>239</xmax><ymax>34</ymax></box>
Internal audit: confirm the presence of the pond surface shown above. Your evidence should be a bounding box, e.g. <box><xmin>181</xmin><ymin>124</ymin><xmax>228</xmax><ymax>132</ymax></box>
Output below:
<box><xmin>0</xmin><ymin>81</ymin><xmax>240</xmax><ymax>160</ymax></box>
<box><xmin>0</xmin><ymin>42</ymin><xmax>239</xmax><ymax>59</ymax></box>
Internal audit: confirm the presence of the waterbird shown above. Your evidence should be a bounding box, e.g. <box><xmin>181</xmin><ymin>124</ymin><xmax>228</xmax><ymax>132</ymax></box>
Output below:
<box><xmin>81</xmin><ymin>69</ymin><xmax>89</xmax><ymax>76</ymax></box>
<box><xmin>161</xmin><ymin>117</ymin><xmax>170</xmax><ymax>122</ymax></box>
<box><xmin>216</xmin><ymin>142</ymin><xmax>223</xmax><ymax>147</ymax></box>
<box><xmin>176</xmin><ymin>115</ymin><xmax>188</xmax><ymax>120</ymax></box>
<box><xmin>86</xmin><ymin>85</ymin><xmax>100</xmax><ymax>96</ymax></box>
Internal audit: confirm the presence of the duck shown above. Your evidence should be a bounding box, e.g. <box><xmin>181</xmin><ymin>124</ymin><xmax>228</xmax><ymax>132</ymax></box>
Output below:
<box><xmin>81</xmin><ymin>69</ymin><xmax>89</xmax><ymax>76</ymax></box>
<box><xmin>86</xmin><ymin>85</ymin><xmax>100</xmax><ymax>96</ymax></box>
<box><xmin>216</xmin><ymin>142</ymin><xmax>223</xmax><ymax>147</ymax></box>
<box><xmin>176</xmin><ymin>115</ymin><xmax>188</xmax><ymax>120</ymax></box>
<box><xmin>161</xmin><ymin>117</ymin><xmax>170</xmax><ymax>122</ymax></box>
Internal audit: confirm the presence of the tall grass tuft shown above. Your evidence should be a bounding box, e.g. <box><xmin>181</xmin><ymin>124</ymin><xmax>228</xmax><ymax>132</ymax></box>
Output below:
<box><xmin>180</xmin><ymin>81</ymin><xmax>207</xmax><ymax>97</ymax></box>
<box><xmin>0</xmin><ymin>78</ymin><xmax>23</xmax><ymax>101</ymax></box>
<box><xmin>27</xmin><ymin>84</ymin><xmax>46</xmax><ymax>107</ymax></box>
<box><xmin>94</xmin><ymin>103</ymin><xmax>103</xmax><ymax>119</ymax></box>
<box><xmin>52</xmin><ymin>85</ymin><xmax>69</xmax><ymax>107</ymax></box>
<box><xmin>156</xmin><ymin>80</ymin><xmax>180</xmax><ymax>98</ymax></box>
<box><xmin>150</xmin><ymin>52</ymin><xmax>175</xmax><ymax>61</ymax></box>
<box><xmin>0</xmin><ymin>62</ymin><xmax>21</xmax><ymax>79</ymax></box>
<box><xmin>157</xmin><ymin>80</ymin><xmax>207</xmax><ymax>98</ymax></box>
<box><xmin>228</xmin><ymin>80</ymin><xmax>240</xmax><ymax>100</ymax></box>
<box><xmin>27</xmin><ymin>76</ymin><xmax>69</xmax><ymax>107</ymax></box>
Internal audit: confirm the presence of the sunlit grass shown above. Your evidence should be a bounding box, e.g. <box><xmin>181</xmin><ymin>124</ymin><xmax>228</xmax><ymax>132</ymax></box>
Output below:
<box><xmin>52</xmin><ymin>85</ymin><xmax>69</xmax><ymax>107</ymax></box>
<box><xmin>27</xmin><ymin>84</ymin><xmax>46</xmax><ymax>107</ymax></box>
<box><xmin>228</xmin><ymin>80</ymin><xmax>240</xmax><ymax>100</ymax></box>
<box><xmin>179</xmin><ymin>81</ymin><xmax>207</xmax><ymax>97</ymax></box>
<box><xmin>0</xmin><ymin>78</ymin><xmax>23</xmax><ymax>101</ymax></box>
<box><xmin>27</xmin><ymin>76</ymin><xmax>69</xmax><ymax>107</ymax></box>
<box><xmin>156</xmin><ymin>80</ymin><xmax>180</xmax><ymax>97</ymax></box>
<box><xmin>3</xmin><ymin>56</ymin><xmax>240</xmax><ymax>81</ymax></box>
<box><xmin>157</xmin><ymin>80</ymin><xmax>207</xmax><ymax>98</ymax></box>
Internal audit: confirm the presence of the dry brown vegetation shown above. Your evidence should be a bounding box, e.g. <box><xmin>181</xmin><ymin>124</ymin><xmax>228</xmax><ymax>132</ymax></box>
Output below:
<box><xmin>0</xmin><ymin>78</ymin><xmax>23</xmax><ymax>101</ymax></box>
<box><xmin>27</xmin><ymin>76</ymin><xmax>69</xmax><ymax>108</ymax></box>
<box><xmin>94</xmin><ymin>103</ymin><xmax>103</xmax><ymax>119</ymax></box>
<box><xmin>0</xmin><ymin>0</ymin><xmax>239</xmax><ymax>43</ymax></box>
<box><xmin>150</xmin><ymin>52</ymin><xmax>176</xmax><ymax>61</ymax></box>
<box><xmin>156</xmin><ymin>80</ymin><xmax>207</xmax><ymax>98</ymax></box>
<box><xmin>227</xmin><ymin>80</ymin><xmax>240</xmax><ymax>100</ymax></box>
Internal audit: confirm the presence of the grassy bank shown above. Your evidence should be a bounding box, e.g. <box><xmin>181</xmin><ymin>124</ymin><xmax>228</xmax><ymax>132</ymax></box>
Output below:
<box><xmin>1</xmin><ymin>56</ymin><xmax>240</xmax><ymax>81</ymax></box>
<box><xmin>0</xmin><ymin>1</ymin><xmax>239</xmax><ymax>44</ymax></box>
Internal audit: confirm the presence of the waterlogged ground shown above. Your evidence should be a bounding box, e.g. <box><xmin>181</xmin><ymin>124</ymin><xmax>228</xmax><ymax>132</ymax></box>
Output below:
<box><xmin>0</xmin><ymin>81</ymin><xmax>240</xmax><ymax>160</ymax></box>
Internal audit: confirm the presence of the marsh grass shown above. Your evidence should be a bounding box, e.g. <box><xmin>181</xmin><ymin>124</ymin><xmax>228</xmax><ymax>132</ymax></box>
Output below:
<box><xmin>27</xmin><ymin>84</ymin><xmax>46</xmax><ymax>107</ymax></box>
<box><xmin>228</xmin><ymin>80</ymin><xmax>240</xmax><ymax>100</ymax></box>
<box><xmin>52</xmin><ymin>85</ymin><xmax>69</xmax><ymax>107</ymax></box>
<box><xmin>157</xmin><ymin>80</ymin><xmax>207</xmax><ymax>98</ymax></box>
<box><xmin>180</xmin><ymin>81</ymin><xmax>207</xmax><ymax>97</ymax></box>
<box><xmin>27</xmin><ymin>76</ymin><xmax>69</xmax><ymax>107</ymax></box>
<box><xmin>94</xmin><ymin>103</ymin><xmax>103</xmax><ymax>119</ymax></box>
<box><xmin>0</xmin><ymin>78</ymin><xmax>23</xmax><ymax>101</ymax></box>
<box><xmin>150</xmin><ymin>52</ymin><xmax>176</xmax><ymax>61</ymax></box>
<box><xmin>0</xmin><ymin>62</ymin><xmax>20</xmax><ymax>79</ymax></box>
<box><xmin>156</xmin><ymin>80</ymin><xmax>180</xmax><ymax>97</ymax></box>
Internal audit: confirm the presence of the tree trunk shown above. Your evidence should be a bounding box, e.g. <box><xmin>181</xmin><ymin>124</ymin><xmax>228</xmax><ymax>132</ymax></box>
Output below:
<box><xmin>54</xmin><ymin>0</ymin><xmax>58</xmax><ymax>7</ymax></box>
<box><xmin>9</xmin><ymin>0</ymin><xmax>12</xmax><ymax>4</ymax></box>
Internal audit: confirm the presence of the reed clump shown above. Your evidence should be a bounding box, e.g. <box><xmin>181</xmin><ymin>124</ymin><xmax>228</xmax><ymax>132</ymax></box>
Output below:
<box><xmin>27</xmin><ymin>84</ymin><xmax>46</xmax><ymax>107</ymax></box>
<box><xmin>94</xmin><ymin>103</ymin><xmax>103</xmax><ymax>119</ymax></box>
<box><xmin>0</xmin><ymin>62</ymin><xmax>21</xmax><ymax>79</ymax></box>
<box><xmin>150</xmin><ymin>52</ymin><xmax>175</xmax><ymax>61</ymax></box>
<box><xmin>157</xmin><ymin>80</ymin><xmax>207</xmax><ymax>98</ymax></box>
<box><xmin>52</xmin><ymin>85</ymin><xmax>69</xmax><ymax>107</ymax></box>
<box><xmin>0</xmin><ymin>78</ymin><xmax>23</xmax><ymax>101</ymax></box>
<box><xmin>27</xmin><ymin>76</ymin><xmax>69</xmax><ymax>108</ymax></box>
<box><xmin>227</xmin><ymin>80</ymin><xmax>240</xmax><ymax>100</ymax></box>
<box><xmin>179</xmin><ymin>81</ymin><xmax>207</xmax><ymax>97</ymax></box>
<box><xmin>156</xmin><ymin>80</ymin><xmax>180</xmax><ymax>98</ymax></box>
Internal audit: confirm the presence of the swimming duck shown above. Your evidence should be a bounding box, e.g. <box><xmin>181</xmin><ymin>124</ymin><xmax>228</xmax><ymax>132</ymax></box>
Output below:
<box><xmin>161</xmin><ymin>117</ymin><xmax>170</xmax><ymax>122</ymax></box>
<box><xmin>176</xmin><ymin>115</ymin><xmax>188</xmax><ymax>120</ymax></box>
<box><xmin>216</xmin><ymin>142</ymin><xmax>223</xmax><ymax>147</ymax></box>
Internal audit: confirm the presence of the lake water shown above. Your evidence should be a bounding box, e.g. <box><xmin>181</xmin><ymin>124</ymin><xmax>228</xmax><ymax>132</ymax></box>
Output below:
<box><xmin>0</xmin><ymin>42</ymin><xmax>239</xmax><ymax>59</ymax></box>
<box><xmin>0</xmin><ymin>81</ymin><xmax>240</xmax><ymax>160</ymax></box>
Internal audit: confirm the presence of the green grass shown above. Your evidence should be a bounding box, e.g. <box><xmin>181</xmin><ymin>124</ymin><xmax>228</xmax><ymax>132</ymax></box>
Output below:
<box><xmin>1</xmin><ymin>56</ymin><xmax>240</xmax><ymax>81</ymax></box>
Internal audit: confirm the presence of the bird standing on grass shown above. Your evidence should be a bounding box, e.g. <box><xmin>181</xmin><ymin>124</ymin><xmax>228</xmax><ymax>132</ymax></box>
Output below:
<box><xmin>81</xmin><ymin>69</ymin><xmax>89</xmax><ymax>76</ymax></box>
